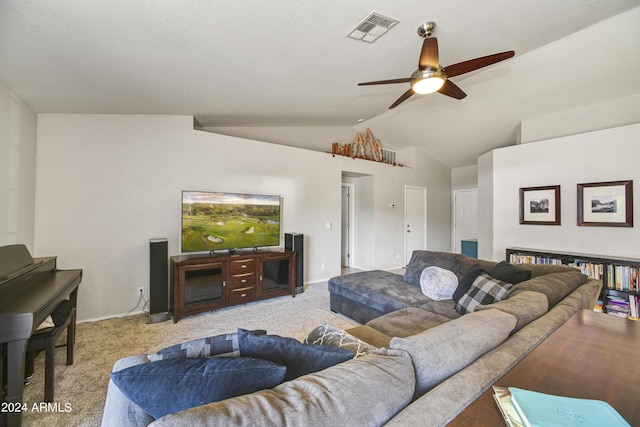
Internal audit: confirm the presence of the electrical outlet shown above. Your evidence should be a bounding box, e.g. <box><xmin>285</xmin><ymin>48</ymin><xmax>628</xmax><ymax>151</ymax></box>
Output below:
<box><xmin>137</xmin><ymin>287</ymin><xmax>144</xmax><ymax>297</ymax></box>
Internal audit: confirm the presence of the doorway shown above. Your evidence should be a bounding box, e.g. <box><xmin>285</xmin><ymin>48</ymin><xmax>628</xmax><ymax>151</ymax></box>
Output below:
<box><xmin>405</xmin><ymin>186</ymin><xmax>427</xmax><ymax>264</ymax></box>
<box><xmin>453</xmin><ymin>189</ymin><xmax>478</xmax><ymax>253</ymax></box>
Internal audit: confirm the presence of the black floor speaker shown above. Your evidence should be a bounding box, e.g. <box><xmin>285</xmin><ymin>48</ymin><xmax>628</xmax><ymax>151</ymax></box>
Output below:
<box><xmin>149</xmin><ymin>238</ymin><xmax>170</xmax><ymax>323</ymax></box>
<box><xmin>285</xmin><ymin>233</ymin><xmax>304</xmax><ymax>294</ymax></box>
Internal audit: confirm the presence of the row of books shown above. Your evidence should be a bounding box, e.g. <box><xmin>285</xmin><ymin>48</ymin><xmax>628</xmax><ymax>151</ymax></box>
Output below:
<box><xmin>493</xmin><ymin>386</ymin><xmax>630</xmax><ymax>427</ymax></box>
<box><xmin>606</xmin><ymin>264</ymin><xmax>639</xmax><ymax>292</ymax></box>
<box><xmin>567</xmin><ymin>261</ymin><xmax>604</xmax><ymax>280</ymax></box>
<box><xmin>509</xmin><ymin>252</ymin><xmax>638</xmax><ymax>292</ymax></box>
<box><xmin>508</xmin><ymin>254</ymin><xmax>563</xmax><ymax>265</ymax></box>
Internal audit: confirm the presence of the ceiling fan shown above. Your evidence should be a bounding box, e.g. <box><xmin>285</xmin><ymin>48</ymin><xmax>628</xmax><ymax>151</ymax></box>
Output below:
<box><xmin>358</xmin><ymin>22</ymin><xmax>515</xmax><ymax>109</ymax></box>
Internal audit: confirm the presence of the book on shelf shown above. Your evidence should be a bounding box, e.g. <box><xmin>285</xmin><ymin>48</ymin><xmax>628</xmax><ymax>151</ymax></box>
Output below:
<box><xmin>494</xmin><ymin>386</ymin><xmax>631</xmax><ymax>427</ymax></box>
<box><xmin>629</xmin><ymin>294</ymin><xmax>639</xmax><ymax>319</ymax></box>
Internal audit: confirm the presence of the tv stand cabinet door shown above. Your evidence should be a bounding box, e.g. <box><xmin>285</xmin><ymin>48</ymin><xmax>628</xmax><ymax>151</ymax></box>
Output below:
<box><xmin>173</xmin><ymin>261</ymin><xmax>227</xmax><ymax>322</ymax></box>
<box><xmin>258</xmin><ymin>252</ymin><xmax>296</xmax><ymax>299</ymax></box>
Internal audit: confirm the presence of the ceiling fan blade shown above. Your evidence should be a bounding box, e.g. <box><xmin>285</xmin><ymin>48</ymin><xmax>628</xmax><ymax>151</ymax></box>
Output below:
<box><xmin>358</xmin><ymin>78</ymin><xmax>411</xmax><ymax>86</ymax></box>
<box><xmin>438</xmin><ymin>80</ymin><xmax>467</xmax><ymax>99</ymax></box>
<box><xmin>444</xmin><ymin>51</ymin><xmax>515</xmax><ymax>78</ymax></box>
<box><xmin>419</xmin><ymin>37</ymin><xmax>439</xmax><ymax>70</ymax></box>
<box><xmin>389</xmin><ymin>88</ymin><xmax>415</xmax><ymax>109</ymax></box>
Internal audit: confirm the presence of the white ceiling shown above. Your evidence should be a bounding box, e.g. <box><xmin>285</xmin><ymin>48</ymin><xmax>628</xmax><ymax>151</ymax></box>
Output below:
<box><xmin>1</xmin><ymin>1</ymin><xmax>639</xmax><ymax>167</ymax></box>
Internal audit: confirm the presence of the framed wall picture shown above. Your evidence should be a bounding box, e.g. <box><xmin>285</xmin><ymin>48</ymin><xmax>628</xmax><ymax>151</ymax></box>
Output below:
<box><xmin>519</xmin><ymin>185</ymin><xmax>561</xmax><ymax>225</ymax></box>
<box><xmin>577</xmin><ymin>180</ymin><xmax>633</xmax><ymax>227</ymax></box>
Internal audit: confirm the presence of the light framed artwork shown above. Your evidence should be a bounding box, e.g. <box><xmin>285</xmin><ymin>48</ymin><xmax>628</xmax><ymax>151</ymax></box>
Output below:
<box><xmin>519</xmin><ymin>185</ymin><xmax>561</xmax><ymax>225</ymax></box>
<box><xmin>577</xmin><ymin>180</ymin><xmax>633</xmax><ymax>227</ymax></box>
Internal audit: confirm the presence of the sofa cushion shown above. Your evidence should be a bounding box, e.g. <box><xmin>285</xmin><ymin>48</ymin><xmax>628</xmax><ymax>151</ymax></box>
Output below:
<box><xmin>150</xmin><ymin>348</ymin><xmax>415</xmax><ymax>427</ymax></box>
<box><xmin>504</xmin><ymin>270</ymin><xmax>587</xmax><ymax>308</ymax></box>
<box><xmin>403</xmin><ymin>250</ymin><xmax>461</xmax><ymax>286</ymax></box>
<box><xmin>418</xmin><ymin>300</ymin><xmax>461</xmax><ymax>320</ymax></box>
<box><xmin>476</xmin><ymin>290</ymin><xmax>549</xmax><ymax>332</ymax></box>
<box><xmin>148</xmin><ymin>331</ymin><xmax>240</xmax><ymax>361</ymax></box>
<box><xmin>110</xmin><ymin>356</ymin><xmax>286</xmax><ymax>419</ymax></box>
<box><xmin>303</xmin><ymin>324</ymin><xmax>377</xmax><ymax>357</ymax></box>
<box><xmin>237</xmin><ymin>329</ymin><xmax>354</xmax><ymax>381</ymax></box>
<box><xmin>329</xmin><ymin>270</ymin><xmax>431</xmax><ymax>315</ymax></box>
<box><xmin>390</xmin><ymin>309</ymin><xmax>517</xmax><ymax>398</ymax></box>
<box><xmin>420</xmin><ymin>266</ymin><xmax>458</xmax><ymax>300</ymax></box>
<box><xmin>455</xmin><ymin>273</ymin><xmax>513</xmax><ymax>315</ymax></box>
<box><xmin>489</xmin><ymin>261</ymin><xmax>532</xmax><ymax>284</ymax></box>
<box><xmin>344</xmin><ymin>325</ymin><xmax>392</xmax><ymax>348</ymax></box>
<box><xmin>365</xmin><ymin>306</ymin><xmax>451</xmax><ymax>338</ymax></box>
<box><xmin>456</xmin><ymin>257</ymin><xmax>498</xmax><ymax>277</ymax></box>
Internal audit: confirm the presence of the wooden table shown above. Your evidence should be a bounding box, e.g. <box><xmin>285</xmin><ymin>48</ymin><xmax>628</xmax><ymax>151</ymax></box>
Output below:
<box><xmin>449</xmin><ymin>309</ymin><xmax>640</xmax><ymax>426</ymax></box>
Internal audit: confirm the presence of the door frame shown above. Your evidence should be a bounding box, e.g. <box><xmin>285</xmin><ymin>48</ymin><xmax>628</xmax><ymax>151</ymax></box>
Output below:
<box><xmin>341</xmin><ymin>183</ymin><xmax>356</xmax><ymax>268</ymax></box>
<box><xmin>404</xmin><ymin>185</ymin><xmax>427</xmax><ymax>265</ymax></box>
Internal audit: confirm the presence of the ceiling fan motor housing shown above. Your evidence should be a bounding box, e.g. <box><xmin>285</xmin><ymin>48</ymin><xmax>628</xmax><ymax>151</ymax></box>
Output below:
<box><xmin>417</xmin><ymin>22</ymin><xmax>436</xmax><ymax>38</ymax></box>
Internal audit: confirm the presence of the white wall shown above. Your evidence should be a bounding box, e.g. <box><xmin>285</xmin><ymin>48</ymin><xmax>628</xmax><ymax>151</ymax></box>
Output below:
<box><xmin>452</xmin><ymin>165</ymin><xmax>478</xmax><ymax>191</ymax></box>
<box><xmin>0</xmin><ymin>80</ymin><xmax>37</xmax><ymax>250</ymax></box>
<box><xmin>481</xmin><ymin>123</ymin><xmax>640</xmax><ymax>262</ymax></box>
<box><xmin>34</xmin><ymin>114</ymin><xmax>451</xmax><ymax>321</ymax></box>
<box><xmin>519</xmin><ymin>93</ymin><xmax>640</xmax><ymax>144</ymax></box>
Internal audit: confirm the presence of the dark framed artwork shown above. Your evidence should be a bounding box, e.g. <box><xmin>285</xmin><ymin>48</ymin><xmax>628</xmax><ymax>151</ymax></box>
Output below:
<box><xmin>519</xmin><ymin>185</ymin><xmax>561</xmax><ymax>225</ymax></box>
<box><xmin>577</xmin><ymin>180</ymin><xmax>633</xmax><ymax>227</ymax></box>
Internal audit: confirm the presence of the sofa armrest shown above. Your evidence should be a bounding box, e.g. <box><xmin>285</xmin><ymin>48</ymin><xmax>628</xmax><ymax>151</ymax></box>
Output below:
<box><xmin>101</xmin><ymin>355</ymin><xmax>154</xmax><ymax>427</ymax></box>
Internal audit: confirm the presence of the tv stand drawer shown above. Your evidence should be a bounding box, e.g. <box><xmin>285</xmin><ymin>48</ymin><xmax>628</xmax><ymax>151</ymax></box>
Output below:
<box><xmin>229</xmin><ymin>286</ymin><xmax>256</xmax><ymax>305</ymax></box>
<box><xmin>229</xmin><ymin>273</ymin><xmax>256</xmax><ymax>288</ymax></box>
<box><xmin>230</xmin><ymin>259</ymin><xmax>257</xmax><ymax>275</ymax></box>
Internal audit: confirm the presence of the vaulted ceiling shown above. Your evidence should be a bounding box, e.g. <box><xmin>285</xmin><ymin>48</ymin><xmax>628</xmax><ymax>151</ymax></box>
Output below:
<box><xmin>1</xmin><ymin>1</ymin><xmax>639</xmax><ymax>167</ymax></box>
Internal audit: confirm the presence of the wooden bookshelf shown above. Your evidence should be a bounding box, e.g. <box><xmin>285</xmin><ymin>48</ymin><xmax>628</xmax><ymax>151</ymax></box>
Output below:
<box><xmin>506</xmin><ymin>247</ymin><xmax>640</xmax><ymax>320</ymax></box>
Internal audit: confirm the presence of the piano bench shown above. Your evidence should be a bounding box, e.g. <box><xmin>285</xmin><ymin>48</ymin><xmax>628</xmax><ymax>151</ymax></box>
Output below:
<box><xmin>25</xmin><ymin>301</ymin><xmax>76</xmax><ymax>403</ymax></box>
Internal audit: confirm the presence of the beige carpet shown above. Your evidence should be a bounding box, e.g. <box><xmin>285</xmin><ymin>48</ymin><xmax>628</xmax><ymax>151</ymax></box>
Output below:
<box><xmin>21</xmin><ymin>281</ymin><xmax>357</xmax><ymax>426</ymax></box>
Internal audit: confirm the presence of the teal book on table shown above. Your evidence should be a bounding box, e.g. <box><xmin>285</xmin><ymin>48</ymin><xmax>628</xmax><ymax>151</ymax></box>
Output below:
<box><xmin>508</xmin><ymin>387</ymin><xmax>631</xmax><ymax>427</ymax></box>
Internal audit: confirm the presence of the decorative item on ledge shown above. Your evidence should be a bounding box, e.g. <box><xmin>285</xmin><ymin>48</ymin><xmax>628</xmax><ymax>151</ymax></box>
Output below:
<box><xmin>328</xmin><ymin>128</ymin><xmax>403</xmax><ymax>167</ymax></box>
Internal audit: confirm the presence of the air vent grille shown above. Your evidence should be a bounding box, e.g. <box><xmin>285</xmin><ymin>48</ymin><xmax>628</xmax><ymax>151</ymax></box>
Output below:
<box><xmin>347</xmin><ymin>11</ymin><xmax>399</xmax><ymax>43</ymax></box>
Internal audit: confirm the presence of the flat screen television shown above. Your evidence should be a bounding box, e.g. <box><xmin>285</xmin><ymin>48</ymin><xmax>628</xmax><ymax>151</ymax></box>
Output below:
<box><xmin>181</xmin><ymin>191</ymin><xmax>281</xmax><ymax>253</ymax></box>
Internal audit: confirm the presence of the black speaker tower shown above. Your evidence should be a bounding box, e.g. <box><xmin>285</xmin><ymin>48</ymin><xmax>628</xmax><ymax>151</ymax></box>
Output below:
<box><xmin>149</xmin><ymin>238</ymin><xmax>170</xmax><ymax>323</ymax></box>
<box><xmin>285</xmin><ymin>233</ymin><xmax>304</xmax><ymax>294</ymax></box>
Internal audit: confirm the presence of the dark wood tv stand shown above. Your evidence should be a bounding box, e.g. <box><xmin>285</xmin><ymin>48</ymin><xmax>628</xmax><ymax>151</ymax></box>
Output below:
<box><xmin>170</xmin><ymin>249</ymin><xmax>296</xmax><ymax>322</ymax></box>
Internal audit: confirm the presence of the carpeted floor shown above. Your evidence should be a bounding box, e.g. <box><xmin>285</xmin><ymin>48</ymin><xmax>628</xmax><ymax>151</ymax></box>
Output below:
<box><xmin>21</xmin><ymin>281</ymin><xmax>357</xmax><ymax>426</ymax></box>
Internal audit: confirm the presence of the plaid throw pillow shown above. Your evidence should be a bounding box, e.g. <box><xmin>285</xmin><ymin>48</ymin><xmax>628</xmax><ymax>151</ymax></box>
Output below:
<box><xmin>455</xmin><ymin>273</ymin><xmax>513</xmax><ymax>314</ymax></box>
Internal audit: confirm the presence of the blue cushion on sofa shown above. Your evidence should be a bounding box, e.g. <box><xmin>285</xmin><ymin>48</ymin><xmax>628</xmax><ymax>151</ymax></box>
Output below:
<box><xmin>110</xmin><ymin>356</ymin><xmax>286</xmax><ymax>419</ymax></box>
<box><xmin>237</xmin><ymin>328</ymin><xmax>355</xmax><ymax>380</ymax></box>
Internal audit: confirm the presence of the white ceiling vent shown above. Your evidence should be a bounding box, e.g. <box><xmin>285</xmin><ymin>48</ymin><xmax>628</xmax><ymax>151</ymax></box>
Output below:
<box><xmin>346</xmin><ymin>12</ymin><xmax>400</xmax><ymax>43</ymax></box>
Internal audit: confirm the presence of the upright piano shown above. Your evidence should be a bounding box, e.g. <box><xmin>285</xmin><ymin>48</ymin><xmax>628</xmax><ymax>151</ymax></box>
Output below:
<box><xmin>0</xmin><ymin>244</ymin><xmax>82</xmax><ymax>427</ymax></box>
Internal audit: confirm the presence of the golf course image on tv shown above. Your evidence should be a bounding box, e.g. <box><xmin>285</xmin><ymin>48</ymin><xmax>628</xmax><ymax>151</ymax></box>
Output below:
<box><xmin>181</xmin><ymin>191</ymin><xmax>281</xmax><ymax>252</ymax></box>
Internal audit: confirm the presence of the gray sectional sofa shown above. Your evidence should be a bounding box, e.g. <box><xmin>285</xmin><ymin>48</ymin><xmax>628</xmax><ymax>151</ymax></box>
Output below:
<box><xmin>101</xmin><ymin>250</ymin><xmax>601</xmax><ymax>426</ymax></box>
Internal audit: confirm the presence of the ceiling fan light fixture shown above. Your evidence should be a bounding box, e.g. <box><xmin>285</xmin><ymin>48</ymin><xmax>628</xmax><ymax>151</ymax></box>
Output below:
<box><xmin>411</xmin><ymin>69</ymin><xmax>445</xmax><ymax>94</ymax></box>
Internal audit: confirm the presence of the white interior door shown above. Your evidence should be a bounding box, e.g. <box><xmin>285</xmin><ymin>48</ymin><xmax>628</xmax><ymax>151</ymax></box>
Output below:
<box><xmin>454</xmin><ymin>189</ymin><xmax>478</xmax><ymax>253</ymax></box>
<box><xmin>405</xmin><ymin>186</ymin><xmax>427</xmax><ymax>264</ymax></box>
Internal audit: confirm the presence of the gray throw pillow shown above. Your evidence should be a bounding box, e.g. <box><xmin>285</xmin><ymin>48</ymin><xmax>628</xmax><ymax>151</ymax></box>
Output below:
<box><xmin>390</xmin><ymin>309</ymin><xmax>517</xmax><ymax>398</ymax></box>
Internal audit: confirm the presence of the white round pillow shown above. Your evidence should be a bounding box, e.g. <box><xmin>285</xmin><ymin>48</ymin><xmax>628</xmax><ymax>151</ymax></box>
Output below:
<box><xmin>419</xmin><ymin>266</ymin><xmax>458</xmax><ymax>301</ymax></box>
